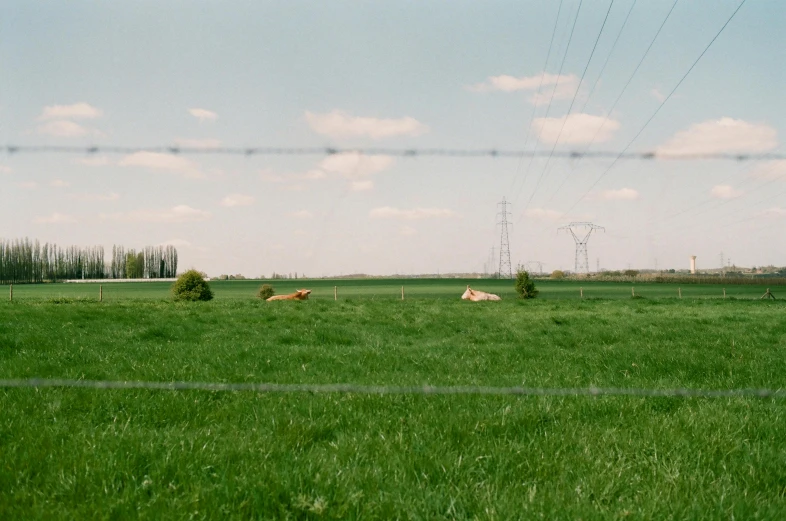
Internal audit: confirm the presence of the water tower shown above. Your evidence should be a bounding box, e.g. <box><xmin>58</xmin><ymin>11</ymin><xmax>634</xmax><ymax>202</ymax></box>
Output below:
<box><xmin>690</xmin><ymin>256</ymin><xmax>697</xmax><ymax>274</ymax></box>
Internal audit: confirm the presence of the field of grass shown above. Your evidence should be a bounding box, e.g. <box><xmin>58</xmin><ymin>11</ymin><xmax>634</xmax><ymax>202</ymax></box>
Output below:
<box><xmin>2</xmin><ymin>290</ymin><xmax>786</xmax><ymax>519</ymax></box>
<box><xmin>1</xmin><ymin>277</ymin><xmax>780</xmax><ymax>301</ymax></box>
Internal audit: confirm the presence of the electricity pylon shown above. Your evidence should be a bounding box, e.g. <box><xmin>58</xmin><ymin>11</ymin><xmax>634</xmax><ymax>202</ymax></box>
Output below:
<box><xmin>497</xmin><ymin>198</ymin><xmax>513</xmax><ymax>279</ymax></box>
<box><xmin>558</xmin><ymin>222</ymin><xmax>604</xmax><ymax>274</ymax></box>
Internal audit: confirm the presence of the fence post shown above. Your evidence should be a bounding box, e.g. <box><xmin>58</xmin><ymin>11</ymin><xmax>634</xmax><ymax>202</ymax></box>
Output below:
<box><xmin>100</xmin><ymin>285</ymin><xmax>103</xmax><ymax>302</ymax></box>
<box><xmin>580</xmin><ymin>287</ymin><xmax>583</xmax><ymax>298</ymax></box>
<box><xmin>632</xmin><ymin>286</ymin><xmax>635</xmax><ymax>297</ymax></box>
<box><xmin>9</xmin><ymin>284</ymin><xmax>12</xmax><ymax>302</ymax></box>
<box><xmin>334</xmin><ymin>286</ymin><xmax>337</xmax><ymax>301</ymax></box>
<box><xmin>401</xmin><ymin>286</ymin><xmax>404</xmax><ymax>300</ymax></box>
<box><xmin>678</xmin><ymin>287</ymin><xmax>682</xmax><ymax>298</ymax></box>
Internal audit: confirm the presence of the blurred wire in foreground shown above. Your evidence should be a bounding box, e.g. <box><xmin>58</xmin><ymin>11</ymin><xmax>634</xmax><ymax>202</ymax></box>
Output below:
<box><xmin>1</xmin><ymin>378</ymin><xmax>784</xmax><ymax>398</ymax></box>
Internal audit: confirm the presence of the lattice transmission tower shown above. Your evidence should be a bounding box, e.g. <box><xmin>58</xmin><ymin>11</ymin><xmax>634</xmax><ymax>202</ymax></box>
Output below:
<box><xmin>497</xmin><ymin>198</ymin><xmax>513</xmax><ymax>279</ymax></box>
<box><xmin>558</xmin><ymin>222</ymin><xmax>604</xmax><ymax>274</ymax></box>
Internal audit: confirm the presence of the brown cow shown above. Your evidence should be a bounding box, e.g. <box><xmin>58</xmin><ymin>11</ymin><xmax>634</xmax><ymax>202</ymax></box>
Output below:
<box><xmin>461</xmin><ymin>285</ymin><xmax>501</xmax><ymax>301</ymax></box>
<box><xmin>266</xmin><ymin>289</ymin><xmax>312</xmax><ymax>301</ymax></box>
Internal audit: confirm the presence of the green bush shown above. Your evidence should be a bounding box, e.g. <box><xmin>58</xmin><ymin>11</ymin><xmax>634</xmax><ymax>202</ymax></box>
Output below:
<box><xmin>550</xmin><ymin>270</ymin><xmax>565</xmax><ymax>280</ymax></box>
<box><xmin>514</xmin><ymin>268</ymin><xmax>539</xmax><ymax>299</ymax></box>
<box><xmin>172</xmin><ymin>270</ymin><xmax>213</xmax><ymax>302</ymax></box>
<box><xmin>257</xmin><ymin>284</ymin><xmax>275</xmax><ymax>300</ymax></box>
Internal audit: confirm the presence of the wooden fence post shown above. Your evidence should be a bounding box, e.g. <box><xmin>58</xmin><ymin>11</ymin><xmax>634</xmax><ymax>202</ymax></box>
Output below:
<box><xmin>334</xmin><ymin>286</ymin><xmax>337</xmax><ymax>301</ymax></box>
<box><xmin>580</xmin><ymin>287</ymin><xmax>583</xmax><ymax>298</ymax></box>
<box><xmin>678</xmin><ymin>287</ymin><xmax>682</xmax><ymax>298</ymax></box>
<box><xmin>401</xmin><ymin>286</ymin><xmax>404</xmax><ymax>300</ymax></box>
<box><xmin>100</xmin><ymin>285</ymin><xmax>103</xmax><ymax>302</ymax></box>
<box><xmin>9</xmin><ymin>284</ymin><xmax>12</xmax><ymax>302</ymax></box>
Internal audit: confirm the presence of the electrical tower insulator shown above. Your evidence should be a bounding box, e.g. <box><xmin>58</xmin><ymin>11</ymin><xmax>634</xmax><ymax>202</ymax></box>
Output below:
<box><xmin>497</xmin><ymin>198</ymin><xmax>513</xmax><ymax>279</ymax></box>
<box><xmin>557</xmin><ymin>222</ymin><xmax>604</xmax><ymax>274</ymax></box>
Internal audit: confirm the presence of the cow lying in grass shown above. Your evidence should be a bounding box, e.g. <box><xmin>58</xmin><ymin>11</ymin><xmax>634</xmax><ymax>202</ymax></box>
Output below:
<box><xmin>461</xmin><ymin>285</ymin><xmax>501</xmax><ymax>301</ymax></box>
<box><xmin>266</xmin><ymin>289</ymin><xmax>312</xmax><ymax>301</ymax></box>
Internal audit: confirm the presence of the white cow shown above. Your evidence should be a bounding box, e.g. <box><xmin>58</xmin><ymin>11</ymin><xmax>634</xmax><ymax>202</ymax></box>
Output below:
<box><xmin>461</xmin><ymin>285</ymin><xmax>501</xmax><ymax>301</ymax></box>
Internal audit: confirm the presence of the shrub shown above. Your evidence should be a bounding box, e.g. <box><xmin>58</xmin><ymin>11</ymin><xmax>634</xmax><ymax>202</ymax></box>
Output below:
<box><xmin>550</xmin><ymin>270</ymin><xmax>565</xmax><ymax>280</ymax></box>
<box><xmin>172</xmin><ymin>270</ymin><xmax>213</xmax><ymax>301</ymax></box>
<box><xmin>515</xmin><ymin>268</ymin><xmax>539</xmax><ymax>299</ymax></box>
<box><xmin>257</xmin><ymin>284</ymin><xmax>275</xmax><ymax>300</ymax></box>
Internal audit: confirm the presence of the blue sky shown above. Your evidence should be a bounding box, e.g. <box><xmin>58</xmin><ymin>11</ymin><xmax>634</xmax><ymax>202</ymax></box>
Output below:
<box><xmin>2</xmin><ymin>0</ymin><xmax>784</xmax><ymax>276</ymax></box>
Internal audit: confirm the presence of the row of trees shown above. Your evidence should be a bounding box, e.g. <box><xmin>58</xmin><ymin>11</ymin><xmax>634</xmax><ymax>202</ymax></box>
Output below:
<box><xmin>0</xmin><ymin>238</ymin><xmax>178</xmax><ymax>284</ymax></box>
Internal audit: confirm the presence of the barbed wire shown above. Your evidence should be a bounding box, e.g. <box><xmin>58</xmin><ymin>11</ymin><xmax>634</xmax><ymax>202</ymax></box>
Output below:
<box><xmin>1</xmin><ymin>378</ymin><xmax>784</xmax><ymax>398</ymax></box>
<box><xmin>2</xmin><ymin>145</ymin><xmax>784</xmax><ymax>161</ymax></box>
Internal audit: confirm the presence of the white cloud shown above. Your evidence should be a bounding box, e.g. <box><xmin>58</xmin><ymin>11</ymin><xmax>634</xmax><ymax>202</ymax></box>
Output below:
<box><xmin>291</xmin><ymin>210</ymin><xmax>313</xmax><ymax>219</ymax></box>
<box><xmin>70</xmin><ymin>192</ymin><xmax>120</xmax><ymax>202</ymax></box>
<box><xmin>102</xmin><ymin>205</ymin><xmax>211</xmax><ymax>223</ymax></box>
<box><xmin>710</xmin><ymin>185</ymin><xmax>743</xmax><ymax>199</ymax></box>
<box><xmin>469</xmin><ymin>73</ymin><xmax>579</xmax><ymax>105</ymax></box>
<box><xmin>188</xmin><ymin>108</ymin><xmax>218</xmax><ymax>122</ymax></box>
<box><xmin>174</xmin><ymin>138</ymin><xmax>222</xmax><ymax>148</ymax></box>
<box><xmin>399</xmin><ymin>226</ymin><xmax>417</xmax><ymax>236</ymax></box>
<box><xmin>594</xmin><ymin>188</ymin><xmax>640</xmax><ymax>201</ymax></box>
<box><xmin>319</xmin><ymin>153</ymin><xmax>394</xmax><ymax>178</ymax></box>
<box><xmin>39</xmin><ymin>102</ymin><xmax>102</xmax><ymax>120</ymax></box>
<box><xmin>16</xmin><ymin>181</ymin><xmax>38</xmax><ymax>189</ymax></box>
<box><xmin>118</xmin><ymin>151</ymin><xmax>203</xmax><ymax>178</ymax></box>
<box><xmin>524</xmin><ymin>208</ymin><xmax>562</xmax><ymax>221</ymax></box>
<box><xmin>220</xmin><ymin>194</ymin><xmax>255</xmax><ymax>207</ymax></box>
<box><xmin>650</xmin><ymin>88</ymin><xmax>666</xmax><ymax>103</ymax></box>
<box><xmin>749</xmin><ymin>160</ymin><xmax>786</xmax><ymax>181</ymax></box>
<box><xmin>34</xmin><ymin>212</ymin><xmax>77</xmax><ymax>224</ymax></box>
<box><xmin>50</xmin><ymin>179</ymin><xmax>70</xmax><ymax>187</ymax></box>
<box><xmin>532</xmin><ymin>113</ymin><xmax>620</xmax><ymax>144</ymax></box>
<box><xmin>369</xmin><ymin>207</ymin><xmax>456</xmax><ymax>220</ymax></box>
<box><xmin>350</xmin><ymin>180</ymin><xmax>374</xmax><ymax>191</ymax></box>
<box><xmin>37</xmin><ymin>120</ymin><xmax>91</xmax><ymax>137</ymax></box>
<box><xmin>305</xmin><ymin>110</ymin><xmax>428</xmax><ymax>139</ymax></box>
<box><xmin>656</xmin><ymin>118</ymin><xmax>778</xmax><ymax>156</ymax></box>
<box><xmin>74</xmin><ymin>156</ymin><xmax>111</xmax><ymax>167</ymax></box>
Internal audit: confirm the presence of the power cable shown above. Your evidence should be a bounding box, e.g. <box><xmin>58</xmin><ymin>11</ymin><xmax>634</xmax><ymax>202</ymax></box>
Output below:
<box><xmin>522</xmin><ymin>0</ymin><xmax>616</xmax><ymax>216</ymax></box>
<box><xmin>558</xmin><ymin>0</ymin><xmax>749</xmax><ymax>220</ymax></box>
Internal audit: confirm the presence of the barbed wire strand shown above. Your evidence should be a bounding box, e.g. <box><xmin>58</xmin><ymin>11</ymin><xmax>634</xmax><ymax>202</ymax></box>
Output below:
<box><xmin>2</xmin><ymin>145</ymin><xmax>782</xmax><ymax>161</ymax></box>
<box><xmin>1</xmin><ymin>378</ymin><xmax>784</xmax><ymax>399</ymax></box>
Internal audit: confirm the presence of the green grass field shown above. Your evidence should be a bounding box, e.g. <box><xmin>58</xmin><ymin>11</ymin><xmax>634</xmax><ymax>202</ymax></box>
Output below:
<box><xmin>2</xmin><ymin>277</ymin><xmax>780</xmax><ymax>301</ymax></box>
<box><xmin>1</xmin><ymin>281</ymin><xmax>786</xmax><ymax>518</ymax></box>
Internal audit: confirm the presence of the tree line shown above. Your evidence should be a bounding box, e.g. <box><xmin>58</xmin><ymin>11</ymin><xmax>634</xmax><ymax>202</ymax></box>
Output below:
<box><xmin>0</xmin><ymin>238</ymin><xmax>178</xmax><ymax>284</ymax></box>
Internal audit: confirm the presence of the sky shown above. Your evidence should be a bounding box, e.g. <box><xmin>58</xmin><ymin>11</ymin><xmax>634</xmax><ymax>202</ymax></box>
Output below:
<box><xmin>1</xmin><ymin>0</ymin><xmax>785</xmax><ymax>277</ymax></box>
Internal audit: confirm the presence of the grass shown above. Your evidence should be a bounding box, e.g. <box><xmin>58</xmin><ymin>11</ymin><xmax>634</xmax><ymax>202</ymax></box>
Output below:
<box><xmin>1</xmin><ymin>293</ymin><xmax>786</xmax><ymax>518</ymax></box>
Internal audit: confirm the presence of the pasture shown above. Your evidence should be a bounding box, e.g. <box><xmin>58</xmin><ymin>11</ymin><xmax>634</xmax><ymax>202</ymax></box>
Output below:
<box><xmin>1</xmin><ymin>281</ymin><xmax>786</xmax><ymax>518</ymax></box>
<box><xmin>2</xmin><ymin>277</ymin><xmax>780</xmax><ymax>301</ymax></box>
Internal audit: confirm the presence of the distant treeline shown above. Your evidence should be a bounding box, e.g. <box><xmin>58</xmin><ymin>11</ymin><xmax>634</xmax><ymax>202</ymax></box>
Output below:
<box><xmin>0</xmin><ymin>238</ymin><xmax>177</xmax><ymax>284</ymax></box>
<box><xmin>555</xmin><ymin>272</ymin><xmax>786</xmax><ymax>286</ymax></box>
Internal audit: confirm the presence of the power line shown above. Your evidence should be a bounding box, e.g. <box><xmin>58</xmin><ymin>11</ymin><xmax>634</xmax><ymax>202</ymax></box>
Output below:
<box><xmin>559</xmin><ymin>0</ymin><xmax>749</xmax><ymax>220</ymax></box>
<box><xmin>523</xmin><ymin>0</ymin><xmax>615</xmax><ymax>215</ymax></box>
<box><xmin>508</xmin><ymin>0</ymin><xmax>566</xmax><ymax>198</ymax></box>
<box><xmin>2</xmin><ymin>145</ymin><xmax>781</xmax><ymax>160</ymax></box>
<box><xmin>539</xmin><ymin>0</ymin><xmax>680</xmax><ymax>208</ymax></box>
<box><xmin>513</xmin><ymin>0</ymin><xmax>584</xmax><ymax>207</ymax></box>
<box><xmin>1</xmin><ymin>378</ymin><xmax>784</xmax><ymax>399</ymax></box>
<box><xmin>577</xmin><ymin>0</ymin><xmax>639</xmax><ymax>115</ymax></box>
